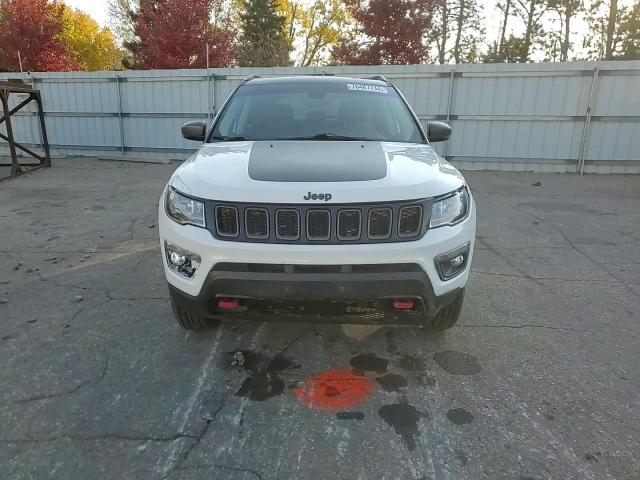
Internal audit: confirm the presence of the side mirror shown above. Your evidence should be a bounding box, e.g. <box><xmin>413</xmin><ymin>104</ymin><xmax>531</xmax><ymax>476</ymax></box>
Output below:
<box><xmin>426</xmin><ymin>121</ymin><xmax>452</xmax><ymax>142</ymax></box>
<box><xmin>182</xmin><ymin>121</ymin><xmax>207</xmax><ymax>141</ymax></box>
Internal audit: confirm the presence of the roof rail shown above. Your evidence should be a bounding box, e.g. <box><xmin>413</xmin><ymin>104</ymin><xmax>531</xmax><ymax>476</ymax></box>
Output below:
<box><xmin>242</xmin><ymin>74</ymin><xmax>261</xmax><ymax>84</ymax></box>
<box><xmin>367</xmin><ymin>75</ymin><xmax>392</xmax><ymax>85</ymax></box>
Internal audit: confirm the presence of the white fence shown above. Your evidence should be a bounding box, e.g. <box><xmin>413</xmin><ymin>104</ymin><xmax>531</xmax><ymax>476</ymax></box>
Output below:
<box><xmin>2</xmin><ymin>61</ymin><xmax>640</xmax><ymax>173</ymax></box>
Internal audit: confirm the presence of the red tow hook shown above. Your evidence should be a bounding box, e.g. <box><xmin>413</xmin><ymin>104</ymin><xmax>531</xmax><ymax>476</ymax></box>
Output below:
<box><xmin>392</xmin><ymin>299</ymin><xmax>415</xmax><ymax>311</ymax></box>
<box><xmin>217</xmin><ymin>298</ymin><xmax>241</xmax><ymax>310</ymax></box>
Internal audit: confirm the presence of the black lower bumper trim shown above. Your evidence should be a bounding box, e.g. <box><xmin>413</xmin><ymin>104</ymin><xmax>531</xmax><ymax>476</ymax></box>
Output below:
<box><xmin>168</xmin><ymin>264</ymin><xmax>462</xmax><ymax>325</ymax></box>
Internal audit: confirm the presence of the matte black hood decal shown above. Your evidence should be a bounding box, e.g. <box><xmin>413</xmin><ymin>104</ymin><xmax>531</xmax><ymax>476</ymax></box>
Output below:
<box><xmin>248</xmin><ymin>141</ymin><xmax>388</xmax><ymax>182</ymax></box>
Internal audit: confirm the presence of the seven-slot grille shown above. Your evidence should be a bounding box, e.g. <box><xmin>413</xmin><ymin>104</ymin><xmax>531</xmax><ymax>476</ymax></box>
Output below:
<box><xmin>207</xmin><ymin>201</ymin><xmax>428</xmax><ymax>244</ymax></box>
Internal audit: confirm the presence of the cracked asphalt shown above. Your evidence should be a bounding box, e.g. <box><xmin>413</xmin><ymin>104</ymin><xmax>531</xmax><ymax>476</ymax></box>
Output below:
<box><xmin>1</xmin><ymin>158</ymin><xmax>639</xmax><ymax>480</ymax></box>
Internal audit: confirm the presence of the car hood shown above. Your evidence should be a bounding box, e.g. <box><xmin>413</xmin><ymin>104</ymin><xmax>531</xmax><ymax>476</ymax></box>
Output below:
<box><xmin>170</xmin><ymin>141</ymin><xmax>465</xmax><ymax>203</ymax></box>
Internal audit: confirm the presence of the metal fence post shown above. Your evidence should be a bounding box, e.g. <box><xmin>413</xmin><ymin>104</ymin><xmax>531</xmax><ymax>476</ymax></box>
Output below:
<box><xmin>34</xmin><ymin>90</ymin><xmax>51</xmax><ymax>167</ymax></box>
<box><xmin>578</xmin><ymin>67</ymin><xmax>599</xmax><ymax>176</ymax></box>
<box><xmin>115</xmin><ymin>74</ymin><xmax>125</xmax><ymax>156</ymax></box>
<box><xmin>443</xmin><ymin>70</ymin><xmax>455</xmax><ymax>159</ymax></box>
<box><xmin>206</xmin><ymin>45</ymin><xmax>213</xmax><ymax>124</ymax></box>
<box><xmin>32</xmin><ymin>77</ymin><xmax>45</xmax><ymax>151</ymax></box>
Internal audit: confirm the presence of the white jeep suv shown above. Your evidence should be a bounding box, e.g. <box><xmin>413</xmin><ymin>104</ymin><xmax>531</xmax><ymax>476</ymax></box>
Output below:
<box><xmin>158</xmin><ymin>75</ymin><xmax>476</xmax><ymax>330</ymax></box>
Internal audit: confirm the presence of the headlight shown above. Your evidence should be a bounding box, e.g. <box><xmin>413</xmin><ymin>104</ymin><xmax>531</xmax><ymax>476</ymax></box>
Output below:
<box><xmin>165</xmin><ymin>188</ymin><xmax>205</xmax><ymax>227</ymax></box>
<box><xmin>430</xmin><ymin>187</ymin><xmax>469</xmax><ymax>228</ymax></box>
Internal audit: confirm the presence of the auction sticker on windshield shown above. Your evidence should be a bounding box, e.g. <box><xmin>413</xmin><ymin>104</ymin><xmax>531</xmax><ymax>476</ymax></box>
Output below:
<box><xmin>347</xmin><ymin>83</ymin><xmax>389</xmax><ymax>94</ymax></box>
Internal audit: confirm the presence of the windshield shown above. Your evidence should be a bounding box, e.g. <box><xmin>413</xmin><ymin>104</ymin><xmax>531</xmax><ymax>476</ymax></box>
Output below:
<box><xmin>209</xmin><ymin>80</ymin><xmax>424</xmax><ymax>143</ymax></box>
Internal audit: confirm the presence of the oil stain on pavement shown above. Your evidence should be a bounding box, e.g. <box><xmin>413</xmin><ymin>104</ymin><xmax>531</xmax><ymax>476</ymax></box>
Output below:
<box><xmin>231</xmin><ymin>347</ymin><xmax>476</xmax><ymax>452</ymax></box>
<box><xmin>233</xmin><ymin>351</ymin><xmax>299</xmax><ymax>401</ymax></box>
<box><xmin>336</xmin><ymin>411</ymin><xmax>366</xmax><ymax>421</ymax></box>
<box><xmin>447</xmin><ymin>407</ymin><xmax>475</xmax><ymax>425</ymax></box>
<box><xmin>376</xmin><ymin>373</ymin><xmax>408</xmax><ymax>392</ymax></box>
<box><xmin>378</xmin><ymin>403</ymin><xmax>426</xmax><ymax>451</ymax></box>
<box><xmin>350</xmin><ymin>353</ymin><xmax>389</xmax><ymax>374</ymax></box>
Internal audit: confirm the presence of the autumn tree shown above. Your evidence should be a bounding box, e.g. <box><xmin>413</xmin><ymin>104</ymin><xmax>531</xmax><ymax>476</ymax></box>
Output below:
<box><xmin>237</xmin><ymin>0</ymin><xmax>291</xmax><ymax>66</ymax></box>
<box><xmin>279</xmin><ymin>0</ymin><xmax>351</xmax><ymax>66</ymax></box>
<box><xmin>333</xmin><ymin>0</ymin><xmax>436</xmax><ymax>65</ymax></box>
<box><xmin>0</xmin><ymin>0</ymin><xmax>79</xmax><ymax>71</ymax></box>
<box><xmin>131</xmin><ymin>0</ymin><xmax>235</xmax><ymax>69</ymax></box>
<box><xmin>276</xmin><ymin>0</ymin><xmax>300</xmax><ymax>49</ymax></box>
<box><xmin>61</xmin><ymin>8</ymin><xmax>122</xmax><ymax>70</ymax></box>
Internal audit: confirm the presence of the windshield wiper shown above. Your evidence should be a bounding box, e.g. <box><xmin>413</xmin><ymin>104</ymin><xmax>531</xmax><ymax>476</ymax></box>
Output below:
<box><xmin>283</xmin><ymin>133</ymin><xmax>371</xmax><ymax>141</ymax></box>
<box><xmin>210</xmin><ymin>135</ymin><xmax>249</xmax><ymax>142</ymax></box>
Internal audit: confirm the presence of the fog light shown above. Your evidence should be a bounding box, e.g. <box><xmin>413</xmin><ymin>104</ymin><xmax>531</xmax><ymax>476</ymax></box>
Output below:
<box><xmin>435</xmin><ymin>243</ymin><xmax>470</xmax><ymax>281</ymax></box>
<box><xmin>450</xmin><ymin>255</ymin><xmax>464</xmax><ymax>268</ymax></box>
<box><xmin>165</xmin><ymin>242</ymin><xmax>201</xmax><ymax>279</ymax></box>
<box><xmin>169</xmin><ymin>251</ymin><xmax>187</xmax><ymax>267</ymax></box>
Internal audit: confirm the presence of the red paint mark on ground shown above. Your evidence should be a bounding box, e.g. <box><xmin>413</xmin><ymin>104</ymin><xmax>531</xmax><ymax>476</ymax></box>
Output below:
<box><xmin>294</xmin><ymin>369</ymin><xmax>373</xmax><ymax>410</ymax></box>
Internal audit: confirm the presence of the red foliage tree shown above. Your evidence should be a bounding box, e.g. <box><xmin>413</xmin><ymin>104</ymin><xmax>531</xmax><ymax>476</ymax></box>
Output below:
<box><xmin>132</xmin><ymin>0</ymin><xmax>235</xmax><ymax>69</ymax></box>
<box><xmin>333</xmin><ymin>0</ymin><xmax>436</xmax><ymax>65</ymax></box>
<box><xmin>0</xmin><ymin>0</ymin><xmax>80</xmax><ymax>72</ymax></box>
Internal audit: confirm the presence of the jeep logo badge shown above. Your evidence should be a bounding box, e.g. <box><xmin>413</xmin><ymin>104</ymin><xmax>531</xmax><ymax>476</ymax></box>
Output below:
<box><xmin>304</xmin><ymin>192</ymin><xmax>332</xmax><ymax>202</ymax></box>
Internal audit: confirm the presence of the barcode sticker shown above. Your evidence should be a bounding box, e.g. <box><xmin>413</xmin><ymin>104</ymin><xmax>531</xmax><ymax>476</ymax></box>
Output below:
<box><xmin>346</xmin><ymin>83</ymin><xmax>388</xmax><ymax>94</ymax></box>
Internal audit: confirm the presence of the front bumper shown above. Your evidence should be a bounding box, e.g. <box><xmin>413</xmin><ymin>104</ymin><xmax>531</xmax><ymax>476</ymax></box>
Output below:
<box><xmin>159</xmin><ymin>193</ymin><xmax>476</xmax><ymax>322</ymax></box>
<box><xmin>168</xmin><ymin>265</ymin><xmax>464</xmax><ymax>324</ymax></box>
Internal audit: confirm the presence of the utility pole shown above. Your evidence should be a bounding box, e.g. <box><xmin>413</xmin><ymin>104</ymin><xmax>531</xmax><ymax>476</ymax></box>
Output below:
<box><xmin>17</xmin><ymin>51</ymin><xmax>23</xmax><ymax>73</ymax></box>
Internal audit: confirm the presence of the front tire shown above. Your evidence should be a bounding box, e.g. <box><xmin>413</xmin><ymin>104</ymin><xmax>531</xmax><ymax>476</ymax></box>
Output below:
<box><xmin>428</xmin><ymin>289</ymin><xmax>465</xmax><ymax>330</ymax></box>
<box><xmin>170</xmin><ymin>297</ymin><xmax>208</xmax><ymax>330</ymax></box>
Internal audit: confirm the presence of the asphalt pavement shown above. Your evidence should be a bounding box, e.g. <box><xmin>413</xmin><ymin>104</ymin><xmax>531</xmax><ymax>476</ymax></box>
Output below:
<box><xmin>0</xmin><ymin>158</ymin><xmax>639</xmax><ymax>480</ymax></box>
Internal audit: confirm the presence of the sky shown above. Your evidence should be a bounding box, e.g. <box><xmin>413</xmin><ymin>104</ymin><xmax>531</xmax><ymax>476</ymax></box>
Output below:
<box><xmin>63</xmin><ymin>0</ymin><xmax>110</xmax><ymax>26</ymax></box>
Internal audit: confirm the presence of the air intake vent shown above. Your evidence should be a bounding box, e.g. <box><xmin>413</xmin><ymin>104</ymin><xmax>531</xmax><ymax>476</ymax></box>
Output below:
<box><xmin>245</xmin><ymin>208</ymin><xmax>269</xmax><ymax>239</ymax></box>
<box><xmin>307</xmin><ymin>210</ymin><xmax>331</xmax><ymax>240</ymax></box>
<box><xmin>338</xmin><ymin>209</ymin><xmax>361</xmax><ymax>240</ymax></box>
<box><xmin>368</xmin><ymin>208</ymin><xmax>392</xmax><ymax>239</ymax></box>
<box><xmin>215</xmin><ymin>205</ymin><xmax>239</xmax><ymax>237</ymax></box>
<box><xmin>398</xmin><ymin>205</ymin><xmax>422</xmax><ymax>237</ymax></box>
<box><xmin>276</xmin><ymin>209</ymin><xmax>300</xmax><ymax>240</ymax></box>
